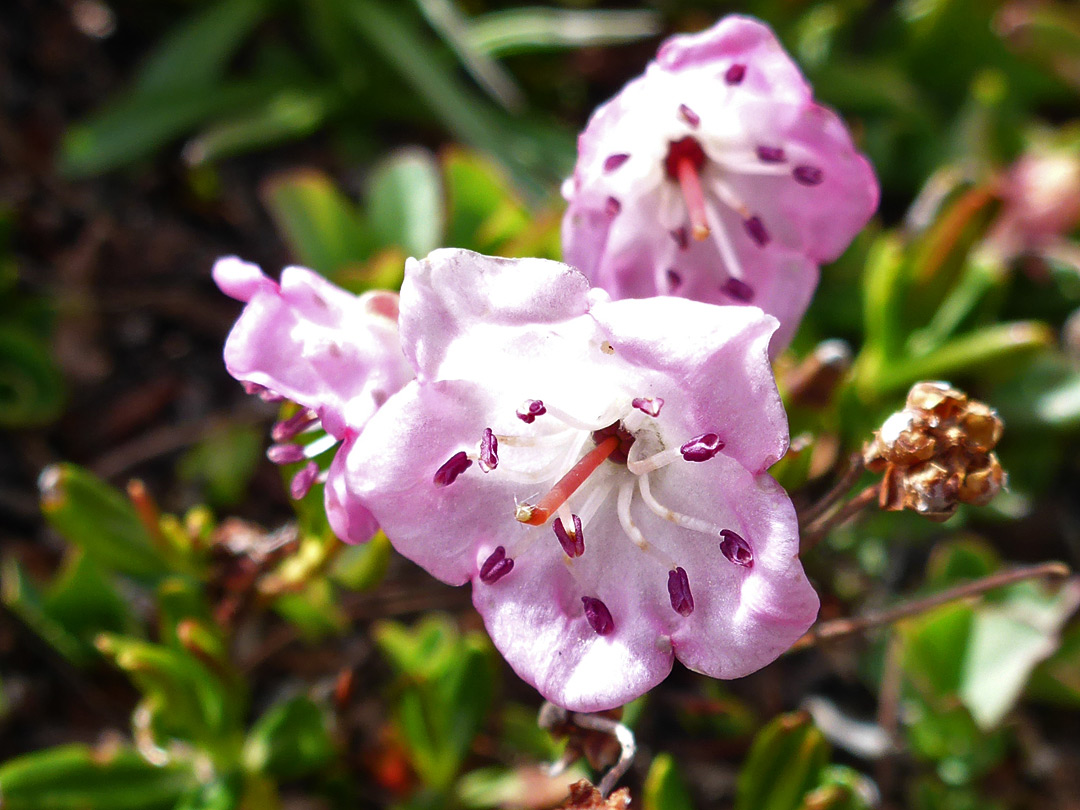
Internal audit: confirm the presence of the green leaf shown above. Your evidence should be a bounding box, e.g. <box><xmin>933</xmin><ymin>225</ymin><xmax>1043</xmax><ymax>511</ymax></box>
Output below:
<box><xmin>367</xmin><ymin>148</ymin><xmax>446</xmax><ymax>257</ymax></box>
<box><xmin>329</xmin><ymin>530</ymin><xmax>392</xmax><ymax>591</ymax></box>
<box><xmin>42</xmin><ymin>551</ymin><xmax>141</xmax><ymax>645</ymax></box>
<box><xmin>467</xmin><ymin>7</ymin><xmax>661</xmax><ymax>57</ymax></box>
<box><xmin>0</xmin><ymin>744</ymin><xmax>197</xmax><ymax>810</ymax></box>
<box><xmin>443</xmin><ymin>148</ymin><xmax>529</xmax><ymax>253</ymax></box>
<box><xmin>39</xmin><ymin>464</ymin><xmax>173</xmax><ymax>582</ymax></box>
<box><xmin>0</xmin><ymin>324</ymin><xmax>65</xmax><ymax>428</ymax></box>
<box><xmin>59</xmin><ymin>81</ymin><xmax>278</xmax><ymax>177</ymax></box>
<box><xmin>185</xmin><ymin>88</ymin><xmax>339</xmax><ymax>165</ymax></box>
<box><xmin>244</xmin><ymin>696</ymin><xmax>337</xmax><ymax>780</ymax></box>
<box><xmin>2</xmin><ymin>555</ymin><xmax>88</xmax><ymax>664</ymax></box>
<box><xmin>178</xmin><ymin>424</ymin><xmax>261</xmax><ymax>508</ymax></box>
<box><xmin>735</xmin><ymin>712</ymin><xmax>830</xmax><ymax>810</ymax></box>
<box><xmin>261</xmin><ymin>169</ymin><xmax>372</xmax><ymax>281</ymax></box>
<box><xmin>96</xmin><ymin>634</ymin><xmax>240</xmax><ymax>751</ymax></box>
<box><xmin>134</xmin><ymin>0</ymin><xmax>268</xmax><ymax>96</ymax></box>
<box><xmin>643</xmin><ymin>753</ymin><xmax>695</xmax><ymax>810</ymax></box>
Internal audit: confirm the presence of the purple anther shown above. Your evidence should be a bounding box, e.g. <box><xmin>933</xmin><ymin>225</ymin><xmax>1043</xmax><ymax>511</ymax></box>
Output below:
<box><xmin>290</xmin><ymin>461</ymin><xmax>320</xmax><ymax>500</ymax></box>
<box><xmin>267</xmin><ymin>443</ymin><xmax>305</xmax><ymax>465</ymax></box>
<box><xmin>479</xmin><ymin>427</ymin><xmax>499</xmax><ymax>472</ymax></box>
<box><xmin>272</xmin><ymin>409</ymin><xmax>318</xmax><ymax>443</ymax></box>
<box><xmin>720</xmin><ymin>529</ymin><xmax>754</xmax><ymax>567</ymax></box>
<box><xmin>680</xmin><ymin>433</ymin><xmax>725</xmax><ymax>462</ymax></box>
<box><xmin>632</xmin><ymin>397</ymin><xmax>664</xmax><ymax>417</ymax></box>
<box><xmin>582</xmin><ymin>596</ymin><xmax>615</xmax><ymax>635</ymax></box>
<box><xmin>433</xmin><ymin>451</ymin><xmax>472</xmax><ymax>487</ymax></box>
<box><xmin>744</xmin><ymin>216</ymin><xmax>770</xmax><ymax>247</ymax></box>
<box><xmin>666</xmin><ymin>269</ymin><xmax>683</xmax><ymax>290</ymax></box>
<box><xmin>243</xmin><ymin>381</ymin><xmax>285</xmax><ymax>402</ymax></box>
<box><xmin>603</xmin><ymin>153</ymin><xmax>630</xmax><ymax>173</ymax></box>
<box><xmin>553</xmin><ymin>515</ymin><xmax>585</xmax><ymax>558</ymax></box>
<box><xmin>793</xmin><ymin>165</ymin><xmax>824</xmax><ymax>186</ymax></box>
<box><xmin>605</xmin><ymin>196</ymin><xmax>622</xmax><ymax>217</ymax></box>
<box><xmin>670</xmin><ymin>227</ymin><xmax>689</xmax><ymax>250</ymax></box>
<box><xmin>480</xmin><ymin>546</ymin><xmax>514</xmax><ymax>584</ymax></box>
<box><xmin>725</xmin><ymin>63</ymin><xmax>746</xmax><ymax>85</ymax></box>
<box><xmin>667</xmin><ymin>567</ymin><xmax>695</xmax><ymax>616</ymax></box>
<box><xmin>516</xmin><ymin>399</ymin><xmax>546</xmax><ymax>423</ymax></box>
<box><xmin>756</xmin><ymin>145</ymin><xmax>786</xmax><ymax>163</ymax></box>
<box><xmin>678</xmin><ymin>104</ymin><xmax>701</xmax><ymax>128</ymax></box>
<box><xmin>721</xmin><ymin>277</ymin><xmax>755</xmax><ymax>302</ymax></box>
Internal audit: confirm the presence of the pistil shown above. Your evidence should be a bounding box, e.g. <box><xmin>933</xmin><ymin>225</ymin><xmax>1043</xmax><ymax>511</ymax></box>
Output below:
<box><xmin>677</xmin><ymin>157</ymin><xmax>711</xmax><ymax>241</ymax></box>
<box><xmin>516</xmin><ymin>435</ymin><xmax>620</xmax><ymax>526</ymax></box>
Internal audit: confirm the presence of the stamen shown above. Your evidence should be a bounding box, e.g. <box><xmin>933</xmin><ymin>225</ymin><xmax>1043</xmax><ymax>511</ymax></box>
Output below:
<box><xmin>637</xmin><ymin>473</ymin><xmax>730</xmax><ymax>538</ymax></box>
<box><xmin>605</xmin><ymin>196</ymin><xmax>622</xmax><ymax>217</ymax></box>
<box><xmin>603</xmin><ymin>153</ymin><xmax>630</xmax><ymax>172</ymax></box>
<box><xmin>434</xmin><ymin>451</ymin><xmax>472</xmax><ymax>487</ymax></box>
<box><xmin>243</xmin><ymin>381</ymin><xmax>285</xmax><ymax>402</ymax></box>
<box><xmin>516</xmin><ymin>435</ymin><xmax>620</xmax><ymax>525</ymax></box>
<box><xmin>516</xmin><ymin>399</ymin><xmax>546</xmax><ymax>423</ymax></box>
<box><xmin>553</xmin><ymin>514</ymin><xmax>585</xmax><ymax>558</ymax></box>
<box><xmin>272</xmin><ymin>409</ymin><xmax>318</xmax><ymax>442</ymax></box>
<box><xmin>582</xmin><ymin>596</ymin><xmax>615</xmax><ymax>635</ymax></box>
<box><xmin>756</xmin><ymin>146</ymin><xmax>786</xmax><ymax>163</ymax></box>
<box><xmin>617</xmin><ymin>481</ymin><xmax>649</xmax><ymax>551</ymax></box>
<box><xmin>290</xmin><ymin>461</ymin><xmax>320</xmax><ymax>500</ymax></box>
<box><xmin>267</xmin><ymin>443</ymin><xmax>305</xmax><ymax>465</ymax></box>
<box><xmin>678</xmin><ymin>104</ymin><xmax>701</xmax><ymax>128</ymax></box>
<box><xmin>725</xmin><ymin>63</ymin><xmax>746</xmax><ymax>84</ymax></box>
<box><xmin>680</xmin><ymin>433</ymin><xmax>724</xmax><ymax>462</ymax></box>
<box><xmin>744</xmin><ymin>216</ymin><xmax>770</xmax><ymax>247</ymax></box>
<box><xmin>720</xmin><ymin>529</ymin><xmax>754</xmax><ymax>567</ymax></box>
<box><xmin>793</xmin><ymin>165</ymin><xmax>824</xmax><ymax>186</ymax></box>
<box><xmin>303</xmin><ymin>433</ymin><xmax>339</xmax><ymax>458</ymax></box>
<box><xmin>632</xmin><ymin>397</ymin><xmax>664</xmax><ymax>417</ymax></box>
<box><xmin>479</xmin><ymin>427</ymin><xmax>499</xmax><ymax>472</ymax></box>
<box><xmin>667</xmin><ymin>567</ymin><xmax>694</xmax><ymax>616</ymax></box>
<box><xmin>666</xmin><ymin>269</ymin><xmax>683</xmax><ymax>290</ymax></box>
<box><xmin>627</xmin><ymin>446</ymin><xmax>683</xmax><ymax>476</ymax></box>
<box><xmin>721</xmin><ymin>277</ymin><xmax>755</xmax><ymax>302</ymax></box>
<box><xmin>479</xmin><ymin>546</ymin><xmax>514</xmax><ymax>583</ymax></box>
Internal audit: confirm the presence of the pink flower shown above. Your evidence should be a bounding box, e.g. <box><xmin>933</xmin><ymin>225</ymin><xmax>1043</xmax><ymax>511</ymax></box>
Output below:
<box><xmin>214</xmin><ymin>257</ymin><xmax>413</xmax><ymax>543</ymax></box>
<box><xmin>346</xmin><ymin>249</ymin><xmax>819</xmax><ymax>710</ymax></box>
<box><xmin>561</xmin><ymin>15</ymin><xmax>878</xmax><ymax>352</ymax></box>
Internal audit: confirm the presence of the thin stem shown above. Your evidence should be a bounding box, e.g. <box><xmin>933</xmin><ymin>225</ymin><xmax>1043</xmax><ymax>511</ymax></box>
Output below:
<box><xmin>800</xmin><ymin>483</ymin><xmax>879</xmax><ymax>554</ymax></box>
<box><xmin>797</xmin><ymin>452</ymin><xmax>866</xmax><ymax>528</ymax></box>
<box><xmin>787</xmin><ymin>561</ymin><xmax>1072</xmax><ymax>653</ymax></box>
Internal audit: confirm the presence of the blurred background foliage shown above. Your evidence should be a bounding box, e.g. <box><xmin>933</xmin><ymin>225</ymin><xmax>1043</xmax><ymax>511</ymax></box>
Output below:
<box><xmin>2</xmin><ymin>0</ymin><xmax>1080</xmax><ymax>808</ymax></box>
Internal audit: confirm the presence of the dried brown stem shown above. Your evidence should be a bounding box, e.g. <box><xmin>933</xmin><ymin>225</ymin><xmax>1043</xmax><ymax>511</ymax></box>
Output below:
<box><xmin>788</xmin><ymin>561</ymin><xmax>1072</xmax><ymax>653</ymax></box>
<box><xmin>800</xmin><ymin>483</ymin><xmax>879</xmax><ymax>554</ymax></box>
<box><xmin>798</xmin><ymin>452</ymin><xmax>866</xmax><ymax>528</ymax></box>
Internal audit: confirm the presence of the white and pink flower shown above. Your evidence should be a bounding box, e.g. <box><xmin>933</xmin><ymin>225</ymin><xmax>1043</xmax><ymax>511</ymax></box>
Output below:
<box><xmin>562</xmin><ymin>15</ymin><xmax>878</xmax><ymax>352</ymax></box>
<box><xmin>345</xmin><ymin>249</ymin><xmax>819</xmax><ymax>710</ymax></box>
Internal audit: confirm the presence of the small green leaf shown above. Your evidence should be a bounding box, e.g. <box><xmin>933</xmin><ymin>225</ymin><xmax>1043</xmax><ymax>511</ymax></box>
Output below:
<box><xmin>39</xmin><ymin>464</ymin><xmax>172</xmax><ymax>582</ymax></box>
<box><xmin>367</xmin><ymin>148</ymin><xmax>445</xmax><ymax>257</ymax></box>
<box><xmin>244</xmin><ymin>696</ymin><xmax>337</xmax><ymax>780</ymax></box>
<box><xmin>329</xmin><ymin>530</ymin><xmax>392</xmax><ymax>591</ymax></box>
<box><xmin>2</xmin><ymin>555</ymin><xmax>88</xmax><ymax>664</ymax></box>
<box><xmin>643</xmin><ymin>753</ymin><xmax>695</xmax><ymax>810</ymax></box>
<box><xmin>735</xmin><ymin>712</ymin><xmax>831</xmax><ymax>810</ymax></box>
<box><xmin>0</xmin><ymin>325</ymin><xmax>65</xmax><ymax>428</ymax></box>
<box><xmin>178</xmin><ymin>424</ymin><xmax>261</xmax><ymax>508</ymax></box>
<box><xmin>0</xmin><ymin>744</ymin><xmax>197</xmax><ymax>810</ymax></box>
<box><xmin>443</xmin><ymin>148</ymin><xmax>529</xmax><ymax>253</ymax></box>
<box><xmin>261</xmin><ymin>169</ymin><xmax>372</xmax><ymax>282</ymax></box>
